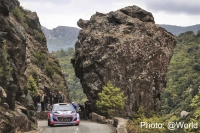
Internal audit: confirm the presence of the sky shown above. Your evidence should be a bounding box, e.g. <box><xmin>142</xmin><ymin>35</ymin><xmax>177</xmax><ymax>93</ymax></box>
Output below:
<box><xmin>19</xmin><ymin>0</ymin><xmax>200</xmax><ymax>29</ymax></box>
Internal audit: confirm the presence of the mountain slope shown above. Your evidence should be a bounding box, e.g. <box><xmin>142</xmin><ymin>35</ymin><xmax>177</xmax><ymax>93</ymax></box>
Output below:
<box><xmin>41</xmin><ymin>26</ymin><xmax>80</xmax><ymax>52</ymax></box>
<box><xmin>158</xmin><ymin>24</ymin><xmax>200</xmax><ymax>36</ymax></box>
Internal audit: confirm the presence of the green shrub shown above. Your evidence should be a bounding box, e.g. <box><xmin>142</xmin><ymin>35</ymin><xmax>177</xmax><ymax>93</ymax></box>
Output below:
<box><xmin>96</xmin><ymin>81</ymin><xmax>126</xmax><ymax>118</ymax></box>
<box><xmin>33</xmin><ymin>30</ymin><xmax>44</xmax><ymax>43</ymax></box>
<box><xmin>45</xmin><ymin>65</ymin><xmax>54</xmax><ymax>77</ymax></box>
<box><xmin>12</xmin><ymin>7</ymin><xmax>24</xmax><ymax>23</ymax></box>
<box><xmin>27</xmin><ymin>75</ymin><xmax>38</xmax><ymax>97</ymax></box>
<box><xmin>45</xmin><ymin>59</ymin><xmax>61</xmax><ymax>77</ymax></box>
<box><xmin>32</xmin><ymin>51</ymin><xmax>47</xmax><ymax>66</ymax></box>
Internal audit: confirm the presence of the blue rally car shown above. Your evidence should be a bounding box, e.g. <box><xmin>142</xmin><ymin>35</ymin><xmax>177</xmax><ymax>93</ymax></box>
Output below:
<box><xmin>47</xmin><ymin>103</ymin><xmax>80</xmax><ymax>127</ymax></box>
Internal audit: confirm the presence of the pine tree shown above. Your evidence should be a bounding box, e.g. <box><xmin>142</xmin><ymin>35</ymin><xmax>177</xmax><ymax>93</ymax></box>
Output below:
<box><xmin>96</xmin><ymin>81</ymin><xmax>126</xmax><ymax>118</ymax></box>
<box><xmin>27</xmin><ymin>75</ymin><xmax>38</xmax><ymax>97</ymax></box>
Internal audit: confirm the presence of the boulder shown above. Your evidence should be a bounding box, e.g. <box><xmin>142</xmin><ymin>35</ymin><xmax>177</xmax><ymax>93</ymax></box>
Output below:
<box><xmin>180</xmin><ymin>110</ymin><xmax>189</xmax><ymax>117</ymax></box>
<box><xmin>72</xmin><ymin>5</ymin><xmax>177</xmax><ymax>117</ymax></box>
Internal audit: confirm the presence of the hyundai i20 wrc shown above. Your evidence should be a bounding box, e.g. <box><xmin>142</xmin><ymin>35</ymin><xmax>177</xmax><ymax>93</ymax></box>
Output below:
<box><xmin>47</xmin><ymin>103</ymin><xmax>80</xmax><ymax>127</ymax></box>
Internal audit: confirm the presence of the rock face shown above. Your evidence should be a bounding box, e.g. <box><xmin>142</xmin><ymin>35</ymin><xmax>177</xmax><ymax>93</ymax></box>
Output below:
<box><xmin>0</xmin><ymin>0</ymin><xmax>69</xmax><ymax>132</ymax></box>
<box><xmin>72</xmin><ymin>5</ymin><xmax>177</xmax><ymax>117</ymax></box>
<box><xmin>0</xmin><ymin>0</ymin><xmax>69</xmax><ymax>101</ymax></box>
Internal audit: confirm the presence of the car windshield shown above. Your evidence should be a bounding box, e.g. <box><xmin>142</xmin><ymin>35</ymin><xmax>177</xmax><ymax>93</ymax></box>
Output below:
<box><xmin>52</xmin><ymin>104</ymin><xmax>75</xmax><ymax>111</ymax></box>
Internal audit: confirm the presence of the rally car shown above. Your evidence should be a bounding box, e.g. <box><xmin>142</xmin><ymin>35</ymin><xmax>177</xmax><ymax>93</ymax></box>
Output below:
<box><xmin>47</xmin><ymin>103</ymin><xmax>80</xmax><ymax>127</ymax></box>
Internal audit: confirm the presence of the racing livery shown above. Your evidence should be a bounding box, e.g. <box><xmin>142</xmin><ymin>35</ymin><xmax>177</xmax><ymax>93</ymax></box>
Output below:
<box><xmin>47</xmin><ymin>103</ymin><xmax>80</xmax><ymax>127</ymax></box>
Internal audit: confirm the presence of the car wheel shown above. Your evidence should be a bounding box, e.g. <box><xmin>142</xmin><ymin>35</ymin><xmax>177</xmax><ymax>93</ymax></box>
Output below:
<box><xmin>50</xmin><ymin>123</ymin><xmax>54</xmax><ymax>127</ymax></box>
<box><xmin>75</xmin><ymin>124</ymin><xmax>79</xmax><ymax>126</ymax></box>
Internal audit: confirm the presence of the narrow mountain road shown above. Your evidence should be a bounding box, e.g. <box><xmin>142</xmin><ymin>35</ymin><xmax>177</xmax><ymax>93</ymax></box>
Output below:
<box><xmin>38</xmin><ymin>120</ymin><xmax>116</xmax><ymax>133</ymax></box>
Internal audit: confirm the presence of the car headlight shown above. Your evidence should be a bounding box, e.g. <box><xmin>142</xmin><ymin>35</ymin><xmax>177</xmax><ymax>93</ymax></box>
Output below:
<box><xmin>72</xmin><ymin>113</ymin><xmax>77</xmax><ymax>117</ymax></box>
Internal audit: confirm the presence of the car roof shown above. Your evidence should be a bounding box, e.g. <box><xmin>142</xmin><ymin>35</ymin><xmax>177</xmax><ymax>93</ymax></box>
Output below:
<box><xmin>53</xmin><ymin>103</ymin><xmax>71</xmax><ymax>106</ymax></box>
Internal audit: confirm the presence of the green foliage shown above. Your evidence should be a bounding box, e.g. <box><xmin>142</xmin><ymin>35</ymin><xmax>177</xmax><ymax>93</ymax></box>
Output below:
<box><xmin>45</xmin><ymin>59</ymin><xmax>60</xmax><ymax>77</ymax></box>
<box><xmin>27</xmin><ymin>75</ymin><xmax>38</xmax><ymax>97</ymax></box>
<box><xmin>126</xmin><ymin>106</ymin><xmax>167</xmax><ymax>133</ymax></box>
<box><xmin>50</xmin><ymin>73</ymin><xmax>65</xmax><ymax>93</ymax></box>
<box><xmin>45</xmin><ymin>65</ymin><xmax>54</xmax><ymax>77</ymax></box>
<box><xmin>32</xmin><ymin>51</ymin><xmax>47</xmax><ymax>67</ymax></box>
<box><xmin>33</xmin><ymin>29</ymin><xmax>44</xmax><ymax>43</ymax></box>
<box><xmin>12</xmin><ymin>7</ymin><xmax>24</xmax><ymax>23</ymax></box>
<box><xmin>190</xmin><ymin>88</ymin><xmax>200</xmax><ymax>109</ymax></box>
<box><xmin>162</xmin><ymin>31</ymin><xmax>200</xmax><ymax>114</ymax></box>
<box><xmin>51</xmin><ymin>48</ymin><xmax>87</xmax><ymax>103</ymax></box>
<box><xmin>59</xmin><ymin>49</ymin><xmax>67</xmax><ymax>57</ymax></box>
<box><xmin>96</xmin><ymin>81</ymin><xmax>126</xmax><ymax>118</ymax></box>
<box><xmin>66</xmin><ymin>47</ymin><xmax>74</xmax><ymax>56</ymax></box>
<box><xmin>0</xmin><ymin>40</ymin><xmax>12</xmax><ymax>88</ymax></box>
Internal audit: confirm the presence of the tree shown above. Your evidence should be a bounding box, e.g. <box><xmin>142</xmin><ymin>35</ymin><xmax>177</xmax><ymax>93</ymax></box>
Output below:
<box><xmin>27</xmin><ymin>75</ymin><xmax>38</xmax><ymax>97</ymax></box>
<box><xmin>59</xmin><ymin>48</ymin><xmax>66</xmax><ymax>57</ymax></box>
<box><xmin>96</xmin><ymin>81</ymin><xmax>126</xmax><ymax>118</ymax></box>
<box><xmin>66</xmin><ymin>47</ymin><xmax>74</xmax><ymax>56</ymax></box>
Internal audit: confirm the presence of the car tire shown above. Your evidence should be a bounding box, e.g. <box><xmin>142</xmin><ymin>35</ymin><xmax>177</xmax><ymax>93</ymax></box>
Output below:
<box><xmin>75</xmin><ymin>124</ymin><xmax>79</xmax><ymax>126</ymax></box>
<box><xmin>50</xmin><ymin>124</ymin><xmax>54</xmax><ymax>127</ymax></box>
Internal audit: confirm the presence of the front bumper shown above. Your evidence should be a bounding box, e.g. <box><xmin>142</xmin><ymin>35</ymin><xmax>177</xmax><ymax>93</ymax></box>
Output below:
<box><xmin>49</xmin><ymin>113</ymin><xmax>80</xmax><ymax>125</ymax></box>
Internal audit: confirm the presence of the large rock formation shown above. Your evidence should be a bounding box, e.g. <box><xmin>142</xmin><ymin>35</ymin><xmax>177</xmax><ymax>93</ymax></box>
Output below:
<box><xmin>0</xmin><ymin>0</ymin><xmax>69</xmax><ymax>132</ymax></box>
<box><xmin>71</xmin><ymin>5</ymin><xmax>177</xmax><ymax>117</ymax></box>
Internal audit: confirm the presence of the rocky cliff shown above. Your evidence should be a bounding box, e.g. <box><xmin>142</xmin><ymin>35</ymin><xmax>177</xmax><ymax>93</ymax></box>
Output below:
<box><xmin>71</xmin><ymin>5</ymin><xmax>177</xmax><ymax>117</ymax></box>
<box><xmin>0</xmin><ymin>0</ymin><xmax>69</xmax><ymax>132</ymax></box>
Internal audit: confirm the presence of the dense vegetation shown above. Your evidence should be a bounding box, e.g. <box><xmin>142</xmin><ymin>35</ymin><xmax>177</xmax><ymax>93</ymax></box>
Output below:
<box><xmin>162</xmin><ymin>31</ymin><xmax>200</xmax><ymax>114</ymax></box>
<box><xmin>51</xmin><ymin>48</ymin><xmax>87</xmax><ymax>103</ymax></box>
<box><xmin>127</xmin><ymin>30</ymin><xmax>200</xmax><ymax>133</ymax></box>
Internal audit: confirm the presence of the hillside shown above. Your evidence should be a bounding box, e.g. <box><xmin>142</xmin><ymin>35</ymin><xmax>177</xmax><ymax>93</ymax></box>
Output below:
<box><xmin>41</xmin><ymin>26</ymin><xmax>80</xmax><ymax>52</ymax></box>
<box><xmin>158</xmin><ymin>24</ymin><xmax>200</xmax><ymax>36</ymax></box>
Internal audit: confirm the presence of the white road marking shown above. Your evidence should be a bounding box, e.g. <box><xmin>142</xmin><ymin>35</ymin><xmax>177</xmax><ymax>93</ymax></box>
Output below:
<box><xmin>75</xmin><ymin>127</ymin><xmax>79</xmax><ymax>133</ymax></box>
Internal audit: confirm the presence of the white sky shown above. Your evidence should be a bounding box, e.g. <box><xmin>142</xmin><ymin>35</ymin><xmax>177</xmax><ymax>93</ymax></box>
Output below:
<box><xmin>19</xmin><ymin>0</ymin><xmax>200</xmax><ymax>29</ymax></box>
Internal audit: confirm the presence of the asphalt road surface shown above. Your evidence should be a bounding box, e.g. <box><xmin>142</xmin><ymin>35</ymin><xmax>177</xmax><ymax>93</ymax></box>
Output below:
<box><xmin>38</xmin><ymin>120</ymin><xmax>116</xmax><ymax>133</ymax></box>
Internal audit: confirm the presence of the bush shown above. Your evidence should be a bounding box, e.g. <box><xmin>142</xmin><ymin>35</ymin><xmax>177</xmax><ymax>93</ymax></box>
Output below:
<box><xmin>12</xmin><ymin>7</ymin><xmax>24</xmax><ymax>23</ymax></box>
<box><xmin>32</xmin><ymin>51</ymin><xmax>47</xmax><ymax>67</ymax></box>
<box><xmin>96</xmin><ymin>81</ymin><xmax>126</xmax><ymax>118</ymax></box>
<box><xmin>27</xmin><ymin>75</ymin><xmax>38</xmax><ymax>97</ymax></box>
<box><xmin>33</xmin><ymin>30</ymin><xmax>44</xmax><ymax>43</ymax></box>
<box><xmin>45</xmin><ymin>65</ymin><xmax>54</xmax><ymax>77</ymax></box>
<box><xmin>192</xmin><ymin>63</ymin><xmax>200</xmax><ymax>72</ymax></box>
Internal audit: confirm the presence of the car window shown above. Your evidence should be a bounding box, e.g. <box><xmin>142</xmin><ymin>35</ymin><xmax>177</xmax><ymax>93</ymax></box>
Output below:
<box><xmin>52</xmin><ymin>105</ymin><xmax>75</xmax><ymax>111</ymax></box>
